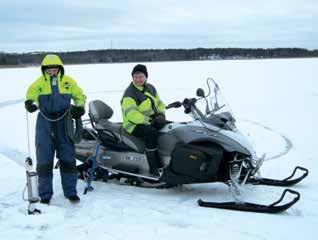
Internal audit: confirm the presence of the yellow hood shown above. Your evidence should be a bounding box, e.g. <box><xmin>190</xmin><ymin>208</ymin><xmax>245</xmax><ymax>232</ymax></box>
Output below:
<box><xmin>41</xmin><ymin>54</ymin><xmax>65</xmax><ymax>76</ymax></box>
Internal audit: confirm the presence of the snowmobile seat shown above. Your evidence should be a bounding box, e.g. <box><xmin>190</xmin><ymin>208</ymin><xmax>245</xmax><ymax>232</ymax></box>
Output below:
<box><xmin>88</xmin><ymin>100</ymin><xmax>145</xmax><ymax>153</ymax></box>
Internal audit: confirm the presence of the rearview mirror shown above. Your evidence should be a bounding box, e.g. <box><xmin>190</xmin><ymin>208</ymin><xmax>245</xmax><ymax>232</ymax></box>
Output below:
<box><xmin>196</xmin><ymin>88</ymin><xmax>205</xmax><ymax>97</ymax></box>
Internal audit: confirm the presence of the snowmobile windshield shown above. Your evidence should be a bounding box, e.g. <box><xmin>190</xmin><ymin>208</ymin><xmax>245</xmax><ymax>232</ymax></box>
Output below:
<box><xmin>192</xmin><ymin>78</ymin><xmax>236</xmax><ymax>130</ymax></box>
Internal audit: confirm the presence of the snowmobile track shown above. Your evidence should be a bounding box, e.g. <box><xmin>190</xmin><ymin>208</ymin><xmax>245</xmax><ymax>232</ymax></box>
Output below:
<box><xmin>241</xmin><ymin>119</ymin><xmax>293</xmax><ymax>161</ymax></box>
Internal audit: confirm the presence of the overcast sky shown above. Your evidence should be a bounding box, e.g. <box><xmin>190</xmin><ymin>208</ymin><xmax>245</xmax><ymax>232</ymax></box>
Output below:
<box><xmin>1</xmin><ymin>0</ymin><xmax>317</xmax><ymax>52</ymax></box>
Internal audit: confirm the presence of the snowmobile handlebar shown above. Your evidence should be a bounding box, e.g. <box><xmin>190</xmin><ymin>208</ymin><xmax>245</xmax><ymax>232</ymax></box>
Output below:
<box><xmin>166</xmin><ymin>98</ymin><xmax>197</xmax><ymax>111</ymax></box>
<box><xmin>166</xmin><ymin>101</ymin><xmax>182</xmax><ymax>109</ymax></box>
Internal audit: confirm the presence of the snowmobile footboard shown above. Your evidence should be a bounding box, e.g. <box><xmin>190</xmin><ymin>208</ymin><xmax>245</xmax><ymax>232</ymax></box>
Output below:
<box><xmin>248</xmin><ymin>166</ymin><xmax>308</xmax><ymax>187</ymax></box>
<box><xmin>197</xmin><ymin>189</ymin><xmax>300</xmax><ymax>214</ymax></box>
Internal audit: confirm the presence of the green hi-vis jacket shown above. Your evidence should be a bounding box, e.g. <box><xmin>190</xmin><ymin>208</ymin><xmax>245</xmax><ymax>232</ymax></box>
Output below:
<box><xmin>26</xmin><ymin>54</ymin><xmax>86</xmax><ymax>114</ymax></box>
<box><xmin>121</xmin><ymin>82</ymin><xmax>165</xmax><ymax>133</ymax></box>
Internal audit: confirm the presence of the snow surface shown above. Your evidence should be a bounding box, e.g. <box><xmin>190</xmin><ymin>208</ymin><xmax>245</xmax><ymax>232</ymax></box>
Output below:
<box><xmin>0</xmin><ymin>58</ymin><xmax>317</xmax><ymax>240</ymax></box>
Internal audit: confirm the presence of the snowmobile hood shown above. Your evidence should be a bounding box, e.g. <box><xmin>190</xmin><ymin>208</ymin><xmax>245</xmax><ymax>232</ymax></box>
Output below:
<box><xmin>41</xmin><ymin>54</ymin><xmax>65</xmax><ymax>77</ymax></box>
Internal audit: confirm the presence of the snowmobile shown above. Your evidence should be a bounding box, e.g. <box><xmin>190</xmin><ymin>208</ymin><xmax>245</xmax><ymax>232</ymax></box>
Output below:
<box><xmin>75</xmin><ymin>78</ymin><xmax>308</xmax><ymax>214</ymax></box>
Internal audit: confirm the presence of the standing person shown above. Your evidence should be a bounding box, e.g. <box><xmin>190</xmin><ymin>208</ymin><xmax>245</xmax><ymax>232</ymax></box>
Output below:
<box><xmin>25</xmin><ymin>54</ymin><xmax>86</xmax><ymax>204</ymax></box>
<box><xmin>121</xmin><ymin>64</ymin><xmax>166</xmax><ymax>176</ymax></box>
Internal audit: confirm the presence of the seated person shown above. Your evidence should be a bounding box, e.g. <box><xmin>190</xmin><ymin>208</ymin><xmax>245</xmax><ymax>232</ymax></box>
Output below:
<box><xmin>121</xmin><ymin>64</ymin><xmax>166</xmax><ymax>176</ymax></box>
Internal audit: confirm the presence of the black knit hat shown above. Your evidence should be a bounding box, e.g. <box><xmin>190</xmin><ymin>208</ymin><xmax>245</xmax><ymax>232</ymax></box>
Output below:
<box><xmin>131</xmin><ymin>64</ymin><xmax>148</xmax><ymax>78</ymax></box>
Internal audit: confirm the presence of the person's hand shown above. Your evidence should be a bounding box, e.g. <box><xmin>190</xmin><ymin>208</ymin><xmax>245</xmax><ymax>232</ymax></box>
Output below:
<box><xmin>70</xmin><ymin>106</ymin><xmax>85</xmax><ymax>119</ymax></box>
<box><xmin>24</xmin><ymin>100</ymin><xmax>38</xmax><ymax>113</ymax></box>
<box><xmin>151</xmin><ymin>113</ymin><xmax>166</xmax><ymax>129</ymax></box>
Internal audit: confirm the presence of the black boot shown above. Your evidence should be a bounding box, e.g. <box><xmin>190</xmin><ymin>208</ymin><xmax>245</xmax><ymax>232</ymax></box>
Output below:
<box><xmin>145</xmin><ymin>148</ymin><xmax>161</xmax><ymax>177</ymax></box>
<box><xmin>40</xmin><ymin>198</ymin><xmax>51</xmax><ymax>205</ymax></box>
<box><xmin>67</xmin><ymin>195</ymin><xmax>80</xmax><ymax>204</ymax></box>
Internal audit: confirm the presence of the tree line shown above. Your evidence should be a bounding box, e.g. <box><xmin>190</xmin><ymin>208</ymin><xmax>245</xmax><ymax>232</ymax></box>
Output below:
<box><xmin>1</xmin><ymin>48</ymin><xmax>317</xmax><ymax>66</ymax></box>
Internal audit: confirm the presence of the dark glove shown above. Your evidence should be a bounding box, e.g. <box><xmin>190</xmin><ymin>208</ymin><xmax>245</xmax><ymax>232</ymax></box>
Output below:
<box><xmin>24</xmin><ymin>100</ymin><xmax>38</xmax><ymax>113</ymax></box>
<box><xmin>151</xmin><ymin>113</ymin><xmax>166</xmax><ymax>129</ymax></box>
<box><xmin>183</xmin><ymin>98</ymin><xmax>195</xmax><ymax>114</ymax></box>
<box><xmin>70</xmin><ymin>106</ymin><xmax>85</xmax><ymax>119</ymax></box>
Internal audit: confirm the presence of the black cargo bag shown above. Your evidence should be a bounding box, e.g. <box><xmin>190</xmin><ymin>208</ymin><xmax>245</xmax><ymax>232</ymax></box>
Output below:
<box><xmin>169</xmin><ymin>143</ymin><xmax>223</xmax><ymax>181</ymax></box>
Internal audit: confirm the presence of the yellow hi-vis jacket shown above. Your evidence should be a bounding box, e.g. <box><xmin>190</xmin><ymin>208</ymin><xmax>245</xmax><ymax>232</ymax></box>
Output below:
<box><xmin>121</xmin><ymin>82</ymin><xmax>165</xmax><ymax>133</ymax></box>
<box><xmin>26</xmin><ymin>54</ymin><xmax>86</xmax><ymax>114</ymax></box>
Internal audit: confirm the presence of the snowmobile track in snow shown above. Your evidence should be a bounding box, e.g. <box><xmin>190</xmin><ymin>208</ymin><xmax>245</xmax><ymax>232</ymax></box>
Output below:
<box><xmin>0</xmin><ymin>98</ymin><xmax>26</xmax><ymax>167</ymax></box>
<box><xmin>0</xmin><ymin>98</ymin><xmax>24</xmax><ymax>108</ymax></box>
<box><xmin>241</xmin><ymin>119</ymin><xmax>293</xmax><ymax>161</ymax></box>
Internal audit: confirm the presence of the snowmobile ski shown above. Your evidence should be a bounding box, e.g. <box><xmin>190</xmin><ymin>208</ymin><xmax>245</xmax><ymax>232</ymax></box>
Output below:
<box><xmin>247</xmin><ymin>166</ymin><xmax>308</xmax><ymax>187</ymax></box>
<box><xmin>198</xmin><ymin>188</ymin><xmax>300</xmax><ymax>214</ymax></box>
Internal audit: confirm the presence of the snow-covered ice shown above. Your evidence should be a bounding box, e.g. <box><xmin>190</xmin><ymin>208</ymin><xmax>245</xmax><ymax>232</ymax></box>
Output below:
<box><xmin>0</xmin><ymin>58</ymin><xmax>317</xmax><ymax>240</ymax></box>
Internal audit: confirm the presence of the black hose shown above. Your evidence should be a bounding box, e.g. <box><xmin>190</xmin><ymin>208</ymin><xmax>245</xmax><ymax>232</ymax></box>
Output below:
<box><xmin>65</xmin><ymin>110</ymin><xmax>83</xmax><ymax>144</ymax></box>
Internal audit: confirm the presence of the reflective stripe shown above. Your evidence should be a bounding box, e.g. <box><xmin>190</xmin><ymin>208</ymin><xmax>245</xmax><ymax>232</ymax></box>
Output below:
<box><xmin>124</xmin><ymin>106</ymin><xmax>139</xmax><ymax>116</ymax></box>
<box><xmin>143</xmin><ymin>115</ymin><xmax>150</xmax><ymax>124</ymax></box>
<box><xmin>144</xmin><ymin>91</ymin><xmax>155</xmax><ymax>100</ymax></box>
<box><xmin>124</xmin><ymin>116</ymin><xmax>149</xmax><ymax>129</ymax></box>
<box><xmin>124</xmin><ymin>122</ymin><xmax>135</xmax><ymax>132</ymax></box>
<box><xmin>158</xmin><ymin>101</ymin><xmax>164</xmax><ymax>109</ymax></box>
<box><xmin>123</xmin><ymin>116</ymin><xmax>150</xmax><ymax>133</ymax></box>
<box><xmin>141</xmin><ymin>109</ymin><xmax>153</xmax><ymax>116</ymax></box>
